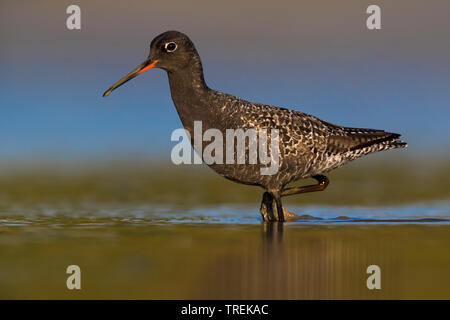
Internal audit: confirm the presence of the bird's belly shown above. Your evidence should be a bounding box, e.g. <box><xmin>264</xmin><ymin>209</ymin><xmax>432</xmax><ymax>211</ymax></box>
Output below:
<box><xmin>204</xmin><ymin>155</ymin><xmax>311</xmax><ymax>190</ymax></box>
<box><xmin>206</xmin><ymin>163</ymin><xmax>268</xmax><ymax>187</ymax></box>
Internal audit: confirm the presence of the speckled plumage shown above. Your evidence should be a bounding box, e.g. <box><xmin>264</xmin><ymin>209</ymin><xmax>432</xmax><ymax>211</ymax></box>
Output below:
<box><xmin>181</xmin><ymin>90</ymin><xmax>406</xmax><ymax>191</ymax></box>
<box><xmin>103</xmin><ymin>31</ymin><xmax>407</xmax><ymax>221</ymax></box>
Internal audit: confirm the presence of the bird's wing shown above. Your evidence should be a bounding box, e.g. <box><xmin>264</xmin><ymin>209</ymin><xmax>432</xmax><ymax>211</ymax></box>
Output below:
<box><xmin>222</xmin><ymin>97</ymin><xmax>406</xmax><ymax>155</ymax></box>
<box><xmin>251</xmin><ymin>105</ymin><xmax>406</xmax><ymax>155</ymax></box>
<box><xmin>317</xmin><ymin>119</ymin><xmax>406</xmax><ymax>154</ymax></box>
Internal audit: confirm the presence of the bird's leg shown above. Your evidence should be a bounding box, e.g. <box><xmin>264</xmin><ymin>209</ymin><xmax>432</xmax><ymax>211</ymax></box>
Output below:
<box><xmin>281</xmin><ymin>175</ymin><xmax>329</xmax><ymax>197</ymax></box>
<box><xmin>260</xmin><ymin>192</ymin><xmax>276</xmax><ymax>222</ymax></box>
<box><xmin>260</xmin><ymin>191</ymin><xmax>301</xmax><ymax>222</ymax></box>
<box><xmin>271</xmin><ymin>193</ymin><xmax>301</xmax><ymax>221</ymax></box>
<box><xmin>266</xmin><ymin>175</ymin><xmax>329</xmax><ymax>221</ymax></box>
<box><xmin>272</xmin><ymin>192</ymin><xmax>285</xmax><ymax>222</ymax></box>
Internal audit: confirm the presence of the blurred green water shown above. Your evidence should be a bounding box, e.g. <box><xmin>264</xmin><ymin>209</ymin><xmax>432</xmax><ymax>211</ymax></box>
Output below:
<box><xmin>0</xmin><ymin>219</ymin><xmax>449</xmax><ymax>299</ymax></box>
<box><xmin>1</xmin><ymin>158</ymin><xmax>449</xmax><ymax>206</ymax></box>
<box><xmin>0</xmin><ymin>159</ymin><xmax>449</xmax><ymax>299</ymax></box>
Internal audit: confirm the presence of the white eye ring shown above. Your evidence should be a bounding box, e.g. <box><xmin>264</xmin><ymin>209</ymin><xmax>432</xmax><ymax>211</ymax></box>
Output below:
<box><xmin>164</xmin><ymin>42</ymin><xmax>178</xmax><ymax>52</ymax></box>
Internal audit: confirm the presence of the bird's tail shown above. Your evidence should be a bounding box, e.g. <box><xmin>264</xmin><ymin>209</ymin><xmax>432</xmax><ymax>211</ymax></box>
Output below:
<box><xmin>330</xmin><ymin>128</ymin><xmax>407</xmax><ymax>164</ymax></box>
<box><xmin>348</xmin><ymin>131</ymin><xmax>407</xmax><ymax>152</ymax></box>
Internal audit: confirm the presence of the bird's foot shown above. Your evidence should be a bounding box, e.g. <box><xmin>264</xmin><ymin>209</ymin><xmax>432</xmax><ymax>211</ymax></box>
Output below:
<box><xmin>260</xmin><ymin>192</ymin><xmax>299</xmax><ymax>222</ymax></box>
<box><xmin>260</xmin><ymin>192</ymin><xmax>276</xmax><ymax>222</ymax></box>
<box><xmin>280</xmin><ymin>207</ymin><xmax>300</xmax><ymax>221</ymax></box>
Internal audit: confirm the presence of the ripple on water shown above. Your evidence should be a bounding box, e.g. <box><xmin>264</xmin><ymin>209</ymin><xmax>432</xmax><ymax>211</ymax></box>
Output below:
<box><xmin>0</xmin><ymin>202</ymin><xmax>449</xmax><ymax>227</ymax></box>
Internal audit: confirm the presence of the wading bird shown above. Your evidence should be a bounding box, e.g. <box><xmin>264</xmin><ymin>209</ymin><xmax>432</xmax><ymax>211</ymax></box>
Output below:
<box><xmin>103</xmin><ymin>31</ymin><xmax>406</xmax><ymax>222</ymax></box>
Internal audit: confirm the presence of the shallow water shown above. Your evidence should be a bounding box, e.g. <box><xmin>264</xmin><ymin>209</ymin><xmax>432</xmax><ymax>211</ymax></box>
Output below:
<box><xmin>0</xmin><ymin>202</ymin><xmax>449</xmax><ymax>299</ymax></box>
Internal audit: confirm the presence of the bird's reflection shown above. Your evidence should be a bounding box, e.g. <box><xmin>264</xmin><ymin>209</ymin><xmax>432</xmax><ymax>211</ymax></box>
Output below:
<box><xmin>196</xmin><ymin>221</ymin><xmax>399</xmax><ymax>299</ymax></box>
<box><xmin>262</xmin><ymin>221</ymin><xmax>284</xmax><ymax>244</ymax></box>
<box><xmin>261</xmin><ymin>222</ymin><xmax>288</xmax><ymax>298</ymax></box>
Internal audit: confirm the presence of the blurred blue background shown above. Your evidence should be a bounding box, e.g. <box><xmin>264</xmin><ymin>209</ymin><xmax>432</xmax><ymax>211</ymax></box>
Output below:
<box><xmin>1</xmin><ymin>0</ymin><xmax>449</xmax><ymax>164</ymax></box>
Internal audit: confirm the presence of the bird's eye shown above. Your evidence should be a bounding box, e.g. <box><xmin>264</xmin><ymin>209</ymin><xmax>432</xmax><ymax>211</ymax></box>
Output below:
<box><xmin>164</xmin><ymin>42</ymin><xmax>177</xmax><ymax>53</ymax></box>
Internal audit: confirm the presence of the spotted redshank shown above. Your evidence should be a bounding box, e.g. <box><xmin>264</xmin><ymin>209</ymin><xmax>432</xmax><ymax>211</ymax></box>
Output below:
<box><xmin>103</xmin><ymin>31</ymin><xmax>407</xmax><ymax>222</ymax></box>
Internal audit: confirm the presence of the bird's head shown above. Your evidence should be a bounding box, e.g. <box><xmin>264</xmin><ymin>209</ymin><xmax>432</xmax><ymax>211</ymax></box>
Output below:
<box><xmin>103</xmin><ymin>30</ymin><xmax>198</xmax><ymax>97</ymax></box>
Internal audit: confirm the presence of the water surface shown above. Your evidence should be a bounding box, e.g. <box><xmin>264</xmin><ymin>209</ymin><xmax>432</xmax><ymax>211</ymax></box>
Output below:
<box><xmin>0</xmin><ymin>202</ymin><xmax>449</xmax><ymax>299</ymax></box>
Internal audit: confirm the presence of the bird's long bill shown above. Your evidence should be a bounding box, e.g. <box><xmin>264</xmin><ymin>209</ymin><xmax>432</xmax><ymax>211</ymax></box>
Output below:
<box><xmin>102</xmin><ymin>59</ymin><xmax>159</xmax><ymax>97</ymax></box>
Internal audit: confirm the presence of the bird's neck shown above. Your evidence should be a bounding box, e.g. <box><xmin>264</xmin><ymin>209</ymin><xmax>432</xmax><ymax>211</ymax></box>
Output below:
<box><xmin>167</xmin><ymin>56</ymin><xmax>209</xmax><ymax>98</ymax></box>
<box><xmin>167</xmin><ymin>57</ymin><xmax>213</xmax><ymax>128</ymax></box>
